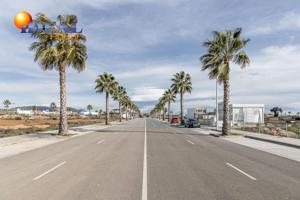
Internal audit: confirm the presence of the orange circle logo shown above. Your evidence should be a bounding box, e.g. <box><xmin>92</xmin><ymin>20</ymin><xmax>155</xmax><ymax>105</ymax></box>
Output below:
<box><xmin>14</xmin><ymin>11</ymin><xmax>32</xmax><ymax>30</ymax></box>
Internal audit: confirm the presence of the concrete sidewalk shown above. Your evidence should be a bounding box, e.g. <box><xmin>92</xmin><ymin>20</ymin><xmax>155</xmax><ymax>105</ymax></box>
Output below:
<box><xmin>200</xmin><ymin>126</ymin><xmax>300</xmax><ymax>149</ymax></box>
<box><xmin>0</xmin><ymin>123</ymin><xmax>113</xmax><ymax>159</ymax></box>
<box><xmin>231</xmin><ymin>129</ymin><xmax>300</xmax><ymax>149</ymax></box>
<box><xmin>224</xmin><ymin>135</ymin><xmax>300</xmax><ymax>162</ymax></box>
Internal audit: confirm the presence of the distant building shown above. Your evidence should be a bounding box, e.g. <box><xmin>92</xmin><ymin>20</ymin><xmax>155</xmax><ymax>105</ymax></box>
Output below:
<box><xmin>186</xmin><ymin>108</ymin><xmax>206</xmax><ymax>119</ymax></box>
<box><xmin>80</xmin><ymin>111</ymin><xmax>99</xmax><ymax>116</ymax></box>
<box><xmin>16</xmin><ymin>108</ymin><xmax>33</xmax><ymax>115</ymax></box>
<box><xmin>218</xmin><ymin>103</ymin><xmax>265</xmax><ymax>126</ymax></box>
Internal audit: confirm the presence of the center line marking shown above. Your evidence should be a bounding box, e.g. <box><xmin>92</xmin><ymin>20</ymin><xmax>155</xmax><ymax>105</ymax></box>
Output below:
<box><xmin>226</xmin><ymin>162</ymin><xmax>257</xmax><ymax>181</ymax></box>
<box><xmin>142</xmin><ymin>119</ymin><xmax>147</xmax><ymax>200</ymax></box>
<box><xmin>34</xmin><ymin>161</ymin><xmax>66</xmax><ymax>181</ymax></box>
<box><xmin>97</xmin><ymin>139</ymin><xmax>105</xmax><ymax>144</ymax></box>
<box><xmin>186</xmin><ymin>140</ymin><xmax>195</xmax><ymax>145</ymax></box>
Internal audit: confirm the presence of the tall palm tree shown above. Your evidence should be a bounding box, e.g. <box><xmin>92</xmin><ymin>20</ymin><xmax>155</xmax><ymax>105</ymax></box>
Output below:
<box><xmin>32</xmin><ymin>105</ymin><xmax>38</xmax><ymax>115</ymax></box>
<box><xmin>3</xmin><ymin>99</ymin><xmax>12</xmax><ymax>115</ymax></box>
<box><xmin>112</xmin><ymin>85</ymin><xmax>127</xmax><ymax>122</ymax></box>
<box><xmin>87</xmin><ymin>104</ymin><xmax>93</xmax><ymax>117</ymax></box>
<box><xmin>50</xmin><ymin>102</ymin><xmax>57</xmax><ymax>112</ymax></box>
<box><xmin>200</xmin><ymin>28</ymin><xmax>250</xmax><ymax>135</ymax></box>
<box><xmin>95</xmin><ymin>73</ymin><xmax>116</xmax><ymax>125</ymax></box>
<box><xmin>157</xmin><ymin>97</ymin><xmax>166</xmax><ymax>121</ymax></box>
<box><xmin>163</xmin><ymin>89</ymin><xmax>176</xmax><ymax>122</ymax></box>
<box><xmin>171</xmin><ymin>71</ymin><xmax>192</xmax><ymax>125</ymax></box>
<box><xmin>121</xmin><ymin>96</ymin><xmax>130</xmax><ymax>120</ymax></box>
<box><xmin>3</xmin><ymin>99</ymin><xmax>11</xmax><ymax>110</ymax></box>
<box><xmin>30</xmin><ymin>13</ymin><xmax>87</xmax><ymax>135</ymax></box>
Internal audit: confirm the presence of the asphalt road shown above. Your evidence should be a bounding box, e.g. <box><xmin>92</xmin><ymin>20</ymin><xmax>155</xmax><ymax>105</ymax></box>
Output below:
<box><xmin>1</xmin><ymin>118</ymin><xmax>300</xmax><ymax>200</ymax></box>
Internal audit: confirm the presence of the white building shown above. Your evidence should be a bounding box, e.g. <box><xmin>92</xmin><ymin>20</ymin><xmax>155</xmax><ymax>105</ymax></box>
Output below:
<box><xmin>16</xmin><ymin>108</ymin><xmax>33</xmax><ymax>115</ymax></box>
<box><xmin>218</xmin><ymin>103</ymin><xmax>265</xmax><ymax>126</ymax></box>
<box><xmin>81</xmin><ymin>111</ymin><xmax>99</xmax><ymax>116</ymax></box>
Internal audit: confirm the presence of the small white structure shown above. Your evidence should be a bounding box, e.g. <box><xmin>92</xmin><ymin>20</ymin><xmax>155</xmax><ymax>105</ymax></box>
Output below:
<box><xmin>81</xmin><ymin>111</ymin><xmax>99</xmax><ymax>116</ymax></box>
<box><xmin>218</xmin><ymin>103</ymin><xmax>265</xmax><ymax>126</ymax></box>
<box><xmin>16</xmin><ymin>109</ymin><xmax>33</xmax><ymax>115</ymax></box>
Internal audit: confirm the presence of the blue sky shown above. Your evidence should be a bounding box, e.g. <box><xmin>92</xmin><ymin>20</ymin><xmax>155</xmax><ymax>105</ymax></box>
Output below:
<box><xmin>1</xmin><ymin>0</ymin><xmax>300</xmax><ymax>113</ymax></box>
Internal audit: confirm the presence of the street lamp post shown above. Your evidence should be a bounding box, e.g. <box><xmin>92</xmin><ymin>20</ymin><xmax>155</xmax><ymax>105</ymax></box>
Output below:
<box><xmin>216</xmin><ymin>79</ymin><xmax>218</xmax><ymax>130</ymax></box>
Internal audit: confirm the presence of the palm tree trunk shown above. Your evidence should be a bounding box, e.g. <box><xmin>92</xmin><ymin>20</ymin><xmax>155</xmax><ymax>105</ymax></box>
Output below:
<box><xmin>119</xmin><ymin>102</ymin><xmax>122</xmax><ymax>122</ymax></box>
<box><xmin>222</xmin><ymin>75</ymin><xmax>230</xmax><ymax>135</ymax></box>
<box><xmin>168</xmin><ymin>101</ymin><xmax>171</xmax><ymax>122</ymax></box>
<box><xmin>105</xmin><ymin>92</ymin><xmax>109</xmax><ymax>125</ymax></box>
<box><xmin>58</xmin><ymin>63</ymin><xmax>68</xmax><ymax>135</ymax></box>
<box><xmin>180</xmin><ymin>91</ymin><xmax>184</xmax><ymax>125</ymax></box>
<box><xmin>126</xmin><ymin>106</ymin><xmax>128</xmax><ymax>120</ymax></box>
<box><xmin>162</xmin><ymin>108</ymin><xmax>165</xmax><ymax>121</ymax></box>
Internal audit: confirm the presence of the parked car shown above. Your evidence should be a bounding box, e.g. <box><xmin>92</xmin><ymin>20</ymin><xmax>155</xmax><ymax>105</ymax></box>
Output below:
<box><xmin>185</xmin><ymin>119</ymin><xmax>201</xmax><ymax>128</ymax></box>
<box><xmin>171</xmin><ymin>117</ymin><xmax>180</xmax><ymax>124</ymax></box>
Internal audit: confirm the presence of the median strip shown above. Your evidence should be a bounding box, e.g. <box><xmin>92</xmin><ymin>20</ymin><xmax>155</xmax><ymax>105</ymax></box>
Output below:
<box><xmin>226</xmin><ymin>162</ymin><xmax>256</xmax><ymax>180</ymax></box>
<box><xmin>34</xmin><ymin>161</ymin><xmax>66</xmax><ymax>181</ymax></box>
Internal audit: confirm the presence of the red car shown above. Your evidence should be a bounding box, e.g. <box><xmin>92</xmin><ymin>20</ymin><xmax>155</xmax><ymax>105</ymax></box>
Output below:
<box><xmin>171</xmin><ymin>117</ymin><xmax>180</xmax><ymax>124</ymax></box>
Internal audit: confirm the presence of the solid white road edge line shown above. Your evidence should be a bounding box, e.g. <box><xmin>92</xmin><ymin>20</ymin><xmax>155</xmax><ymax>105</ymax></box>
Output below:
<box><xmin>34</xmin><ymin>161</ymin><xmax>66</xmax><ymax>181</ymax></box>
<box><xmin>97</xmin><ymin>139</ymin><xmax>105</xmax><ymax>144</ymax></box>
<box><xmin>142</xmin><ymin>119</ymin><xmax>148</xmax><ymax>200</ymax></box>
<box><xmin>226</xmin><ymin>162</ymin><xmax>257</xmax><ymax>181</ymax></box>
<box><xmin>186</xmin><ymin>139</ymin><xmax>195</xmax><ymax>145</ymax></box>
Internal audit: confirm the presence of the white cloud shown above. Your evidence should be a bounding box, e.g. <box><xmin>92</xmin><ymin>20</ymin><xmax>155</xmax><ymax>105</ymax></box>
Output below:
<box><xmin>131</xmin><ymin>87</ymin><xmax>164</xmax><ymax>101</ymax></box>
<box><xmin>249</xmin><ymin>11</ymin><xmax>300</xmax><ymax>35</ymax></box>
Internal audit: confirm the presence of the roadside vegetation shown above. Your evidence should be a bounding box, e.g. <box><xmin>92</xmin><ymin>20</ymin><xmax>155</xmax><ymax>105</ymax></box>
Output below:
<box><xmin>233</xmin><ymin>114</ymin><xmax>300</xmax><ymax>138</ymax></box>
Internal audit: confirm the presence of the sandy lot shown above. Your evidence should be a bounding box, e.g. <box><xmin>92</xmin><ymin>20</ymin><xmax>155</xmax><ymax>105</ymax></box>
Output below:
<box><xmin>0</xmin><ymin>117</ymin><xmax>105</xmax><ymax>129</ymax></box>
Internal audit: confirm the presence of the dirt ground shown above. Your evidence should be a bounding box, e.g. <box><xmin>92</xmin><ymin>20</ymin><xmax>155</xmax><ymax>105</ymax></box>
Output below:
<box><xmin>0</xmin><ymin>116</ymin><xmax>105</xmax><ymax>129</ymax></box>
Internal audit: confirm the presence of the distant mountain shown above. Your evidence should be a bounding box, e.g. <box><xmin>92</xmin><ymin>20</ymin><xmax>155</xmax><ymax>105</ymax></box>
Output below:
<box><xmin>13</xmin><ymin>106</ymin><xmax>84</xmax><ymax>113</ymax></box>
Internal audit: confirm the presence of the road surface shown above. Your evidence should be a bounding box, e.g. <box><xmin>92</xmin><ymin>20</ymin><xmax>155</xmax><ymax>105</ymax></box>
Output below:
<box><xmin>1</xmin><ymin>118</ymin><xmax>300</xmax><ymax>200</ymax></box>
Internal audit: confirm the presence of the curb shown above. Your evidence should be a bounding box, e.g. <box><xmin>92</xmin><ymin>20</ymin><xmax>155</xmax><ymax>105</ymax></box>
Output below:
<box><xmin>209</xmin><ymin>133</ymin><xmax>220</xmax><ymax>137</ymax></box>
<box><xmin>244</xmin><ymin>135</ymin><xmax>300</xmax><ymax>149</ymax></box>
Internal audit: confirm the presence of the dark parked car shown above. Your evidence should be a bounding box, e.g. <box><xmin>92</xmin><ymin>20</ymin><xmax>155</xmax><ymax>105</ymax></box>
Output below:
<box><xmin>184</xmin><ymin>119</ymin><xmax>201</xmax><ymax>128</ymax></box>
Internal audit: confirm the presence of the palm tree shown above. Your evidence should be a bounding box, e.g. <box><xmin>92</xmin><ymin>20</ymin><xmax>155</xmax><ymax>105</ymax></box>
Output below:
<box><xmin>50</xmin><ymin>102</ymin><xmax>57</xmax><ymax>112</ymax></box>
<box><xmin>95</xmin><ymin>73</ymin><xmax>117</xmax><ymax>125</ymax></box>
<box><xmin>200</xmin><ymin>28</ymin><xmax>250</xmax><ymax>135</ymax></box>
<box><xmin>112</xmin><ymin>85</ymin><xmax>127</xmax><ymax>122</ymax></box>
<box><xmin>162</xmin><ymin>89</ymin><xmax>176</xmax><ymax>122</ymax></box>
<box><xmin>3</xmin><ymin>99</ymin><xmax>11</xmax><ymax>110</ymax></box>
<box><xmin>87</xmin><ymin>104</ymin><xmax>93</xmax><ymax>117</ymax></box>
<box><xmin>158</xmin><ymin>97</ymin><xmax>167</xmax><ymax>121</ymax></box>
<box><xmin>32</xmin><ymin>105</ymin><xmax>38</xmax><ymax>115</ymax></box>
<box><xmin>171</xmin><ymin>71</ymin><xmax>192</xmax><ymax>125</ymax></box>
<box><xmin>30</xmin><ymin>13</ymin><xmax>87</xmax><ymax>135</ymax></box>
<box><xmin>121</xmin><ymin>96</ymin><xmax>131</xmax><ymax>121</ymax></box>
